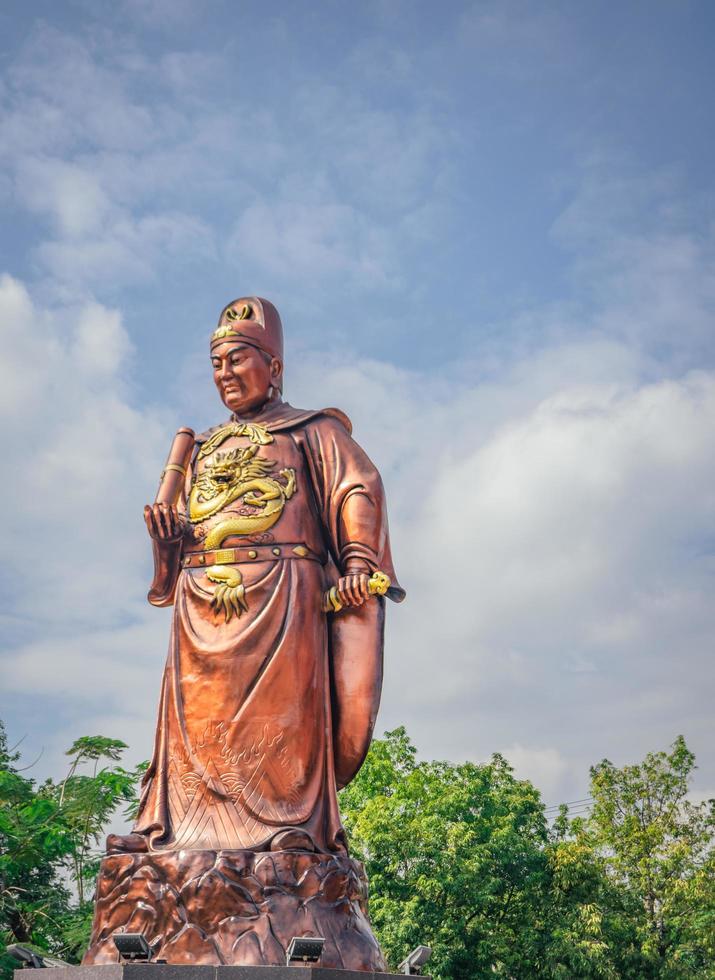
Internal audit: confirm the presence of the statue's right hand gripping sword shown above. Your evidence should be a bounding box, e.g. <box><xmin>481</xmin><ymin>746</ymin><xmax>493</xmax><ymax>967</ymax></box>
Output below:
<box><xmin>323</xmin><ymin>570</ymin><xmax>391</xmax><ymax>614</ymax></box>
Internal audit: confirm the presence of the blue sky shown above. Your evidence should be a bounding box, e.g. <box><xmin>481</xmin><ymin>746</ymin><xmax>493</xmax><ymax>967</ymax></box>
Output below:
<box><xmin>1</xmin><ymin>0</ymin><xmax>714</xmax><ymax>810</ymax></box>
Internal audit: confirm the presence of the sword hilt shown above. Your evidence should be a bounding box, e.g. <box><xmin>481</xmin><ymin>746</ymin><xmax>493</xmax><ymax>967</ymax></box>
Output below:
<box><xmin>323</xmin><ymin>570</ymin><xmax>391</xmax><ymax>613</ymax></box>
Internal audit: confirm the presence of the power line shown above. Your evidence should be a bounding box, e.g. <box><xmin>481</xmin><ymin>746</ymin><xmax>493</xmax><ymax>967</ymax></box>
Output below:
<box><xmin>543</xmin><ymin>797</ymin><xmax>594</xmax><ymax>812</ymax></box>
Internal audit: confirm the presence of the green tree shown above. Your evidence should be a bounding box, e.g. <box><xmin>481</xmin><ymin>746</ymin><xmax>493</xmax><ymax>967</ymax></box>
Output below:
<box><xmin>340</xmin><ymin>730</ymin><xmax>715</xmax><ymax>980</ymax></box>
<box><xmin>3</xmin><ymin>719</ymin><xmax>712</xmax><ymax>980</ymax></box>
<box><xmin>541</xmin><ymin>811</ymin><xmax>640</xmax><ymax>979</ymax></box>
<box><xmin>0</xmin><ymin>724</ymin><xmax>72</xmax><ymax>979</ymax></box>
<box><xmin>584</xmin><ymin>736</ymin><xmax>715</xmax><ymax>979</ymax></box>
<box><xmin>0</xmin><ymin>721</ymin><xmax>145</xmax><ymax>976</ymax></box>
<box><xmin>340</xmin><ymin>727</ymin><xmax>550</xmax><ymax>978</ymax></box>
<box><xmin>54</xmin><ymin>735</ymin><xmax>144</xmax><ymax>960</ymax></box>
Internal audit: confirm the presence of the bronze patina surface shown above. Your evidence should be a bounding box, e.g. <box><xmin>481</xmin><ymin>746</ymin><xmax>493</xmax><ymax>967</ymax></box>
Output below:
<box><xmin>83</xmin><ymin>297</ymin><xmax>404</xmax><ymax>971</ymax></box>
<box><xmin>83</xmin><ymin>848</ymin><xmax>384</xmax><ymax>969</ymax></box>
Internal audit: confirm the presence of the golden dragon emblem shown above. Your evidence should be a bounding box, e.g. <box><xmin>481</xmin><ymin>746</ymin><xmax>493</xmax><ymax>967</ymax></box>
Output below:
<box><xmin>188</xmin><ymin>441</ymin><xmax>297</xmax><ymax>621</ymax></box>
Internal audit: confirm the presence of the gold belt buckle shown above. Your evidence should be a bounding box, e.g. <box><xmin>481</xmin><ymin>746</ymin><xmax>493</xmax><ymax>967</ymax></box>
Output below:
<box><xmin>214</xmin><ymin>548</ymin><xmax>236</xmax><ymax>565</ymax></box>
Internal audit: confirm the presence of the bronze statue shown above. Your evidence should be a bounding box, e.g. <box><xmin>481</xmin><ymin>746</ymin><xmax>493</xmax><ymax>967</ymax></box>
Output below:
<box><xmin>83</xmin><ymin>297</ymin><xmax>404</xmax><ymax>970</ymax></box>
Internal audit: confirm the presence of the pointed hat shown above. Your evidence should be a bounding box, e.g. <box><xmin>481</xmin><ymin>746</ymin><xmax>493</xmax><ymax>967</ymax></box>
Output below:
<box><xmin>210</xmin><ymin>297</ymin><xmax>283</xmax><ymax>362</ymax></box>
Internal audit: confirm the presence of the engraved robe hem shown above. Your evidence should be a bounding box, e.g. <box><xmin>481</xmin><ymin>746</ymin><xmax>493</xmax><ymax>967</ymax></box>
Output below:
<box><xmin>134</xmin><ymin>559</ymin><xmax>345</xmax><ymax>854</ymax></box>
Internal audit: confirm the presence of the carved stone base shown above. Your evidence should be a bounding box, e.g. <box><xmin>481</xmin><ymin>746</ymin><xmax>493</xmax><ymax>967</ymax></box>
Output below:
<box><xmin>82</xmin><ymin>849</ymin><xmax>387</xmax><ymax>973</ymax></box>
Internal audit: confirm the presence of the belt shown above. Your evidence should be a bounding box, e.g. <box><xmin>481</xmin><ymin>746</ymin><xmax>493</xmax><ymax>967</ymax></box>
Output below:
<box><xmin>183</xmin><ymin>543</ymin><xmax>322</xmax><ymax>569</ymax></box>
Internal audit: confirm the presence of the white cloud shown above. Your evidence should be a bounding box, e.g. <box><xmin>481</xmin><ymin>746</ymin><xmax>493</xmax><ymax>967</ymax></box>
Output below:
<box><xmin>2</xmin><ymin>25</ymin><xmax>155</xmax><ymax>156</ymax></box>
<box><xmin>0</xmin><ymin>273</ymin><xmax>173</xmax><ymax>686</ymax></box>
<box><xmin>36</xmin><ymin>210</ymin><xmax>215</xmax><ymax>289</ymax></box>
<box><xmin>501</xmin><ymin>744</ymin><xmax>571</xmax><ymax>802</ymax></box>
<box><xmin>72</xmin><ymin>302</ymin><xmax>132</xmax><ymax>375</ymax></box>
<box><xmin>551</xmin><ymin>159</ymin><xmax>715</xmax><ymax>364</ymax></box>
<box><xmin>1</xmin><ymin>7</ymin><xmax>713</xmax><ymax>811</ymax></box>
<box><xmin>0</xmin><ymin>272</ymin><xmax>182</xmax><ymax>796</ymax></box>
<box><xmin>16</xmin><ymin>158</ymin><xmax>112</xmax><ymax>238</ymax></box>
<box><xmin>1</xmin><ymin>323</ymin><xmax>712</xmax><ymax>805</ymax></box>
<box><xmin>0</xmin><ymin>21</ymin><xmax>453</xmax><ymax>299</ymax></box>
<box><xmin>228</xmin><ymin>198</ymin><xmax>397</xmax><ymax>290</ymax></box>
<box><xmin>117</xmin><ymin>0</ymin><xmax>205</xmax><ymax>28</ymax></box>
<box><xmin>457</xmin><ymin>1</ymin><xmax>578</xmax><ymax>78</ymax></box>
<box><xmin>287</xmin><ymin>341</ymin><xmax>715</xmax><ymax>798</ymax></box>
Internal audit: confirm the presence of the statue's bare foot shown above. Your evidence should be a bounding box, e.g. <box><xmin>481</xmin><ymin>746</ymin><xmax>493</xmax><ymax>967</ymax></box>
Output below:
<box><xmin>106</xmin><ymin>832</ymin><xmax>149</xmax><ymax>854</ymax></box>
<box><xmin>270</xmin><ymin>829</ymin><xmax>316</xmax><ymax>852</ymax></box>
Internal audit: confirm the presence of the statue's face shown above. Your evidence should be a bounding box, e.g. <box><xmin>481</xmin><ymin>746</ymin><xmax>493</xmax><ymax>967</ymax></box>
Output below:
<box><xmin>211</xmin><ymin>342</ymin><xmax>280</xmax><ymax>415</ymax></box>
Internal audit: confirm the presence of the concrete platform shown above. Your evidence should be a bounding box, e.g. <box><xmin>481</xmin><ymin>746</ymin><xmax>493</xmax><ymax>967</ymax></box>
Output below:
<box><xmin>16</xmin><ymin>967</ymin><xmax>419</xmax><ymax>979</ymax></box>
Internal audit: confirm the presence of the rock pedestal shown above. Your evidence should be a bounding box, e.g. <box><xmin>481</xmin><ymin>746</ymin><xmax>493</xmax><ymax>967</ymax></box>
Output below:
<box><xmin>82</xmin><ymin>849</ymin><xmax>387</xmax><ymax>973</ymax></box>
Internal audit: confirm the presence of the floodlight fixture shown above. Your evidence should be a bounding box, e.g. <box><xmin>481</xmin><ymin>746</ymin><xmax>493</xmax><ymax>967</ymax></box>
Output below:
<box><xmin>7</xmin><ymin>945</ymin><xmax>71</xmax><ymax>969</ymax></box>
<box><xmin>113</xmin><ymin>933</ymin><xmax>153</xmax><ymax>962</ymax></box>
<box><xmin>286</xmin><ymin>936</ymin><xmax>325</xmax><ymax>965</ymax></box>
<box><xmin>398</xmin><ymin>944</ymin><xmax>432</xmax><ymax>975</ymax></box>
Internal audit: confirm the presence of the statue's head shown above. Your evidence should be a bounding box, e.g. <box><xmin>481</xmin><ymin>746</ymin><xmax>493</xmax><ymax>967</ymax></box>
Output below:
<box><xmin>210</xmin><ymin>297</ymin><xmax>283</xmax><ymax>416</ymax></box>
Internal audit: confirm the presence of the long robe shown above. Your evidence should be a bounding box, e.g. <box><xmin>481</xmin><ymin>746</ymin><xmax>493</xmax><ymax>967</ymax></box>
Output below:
<box><xmin>134</xmin><ymin>400</ymin><xmax>403</xmax><ymax>855</ymax></box>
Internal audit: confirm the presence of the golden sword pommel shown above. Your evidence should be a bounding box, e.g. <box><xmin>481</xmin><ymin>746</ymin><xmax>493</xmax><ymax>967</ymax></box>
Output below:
<box><xmin>323</xmin><ymin>570</ymin><xmax>391</xmax><ymax>613</ymax></box>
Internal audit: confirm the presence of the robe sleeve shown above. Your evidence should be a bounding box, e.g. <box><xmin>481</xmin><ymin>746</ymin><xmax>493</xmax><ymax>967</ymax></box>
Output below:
<box><xmin>302</xmin><ymin>415</ymin><xmax>405</xmax><ymax>602</ymax></box>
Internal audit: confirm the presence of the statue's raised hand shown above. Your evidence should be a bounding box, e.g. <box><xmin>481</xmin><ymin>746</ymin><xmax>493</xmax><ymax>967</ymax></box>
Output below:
<box><xmin>144</xmin><ymin>502</ymin><xmax>184</xmax><ymax>542</ymax></box>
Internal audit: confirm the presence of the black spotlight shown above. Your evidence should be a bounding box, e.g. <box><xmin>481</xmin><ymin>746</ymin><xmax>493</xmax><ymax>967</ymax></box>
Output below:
<box><xmin>398</xmin><ymin>944</ymin><xmax>432</xmax><ymax>975</ymax></box>
<box><xmin>113</xmin><ymin>933</ymin><xmax>153</xmax><ymax>962</ymax></box>
<box><xmin>7</xmin><ymin>945</ymin><xmax>71</xmax><ymax>969</ymax></box>
<box><xmin>286</xmin><ymin>936</ymin><xmax>325</xmax><ymax>965</ymax></box>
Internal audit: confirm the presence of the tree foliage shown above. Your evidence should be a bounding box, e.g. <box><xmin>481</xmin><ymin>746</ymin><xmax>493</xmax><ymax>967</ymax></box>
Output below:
<box><xmin>340</xmin><ymin>728</ymin><xmax>715</xmax><ymax>979</ymax></box>
<box><xmin>341</xmin><ymin>728</ymin><xmax>549</xmax><ymax>977</ymax></box>
<box><xmin>584</xmin><ymin>736</ymin><xmax>715</xmax><ymax>977</ymax></box>
<box><xmin>0</xmin><ymin>722</ymin><xmax>145</xmax><ymax>978</ymax></box>
<box><xmin>1</xmin><ymin>719</ymin><xmax>712</xmax><ymax>979</ymax></box>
